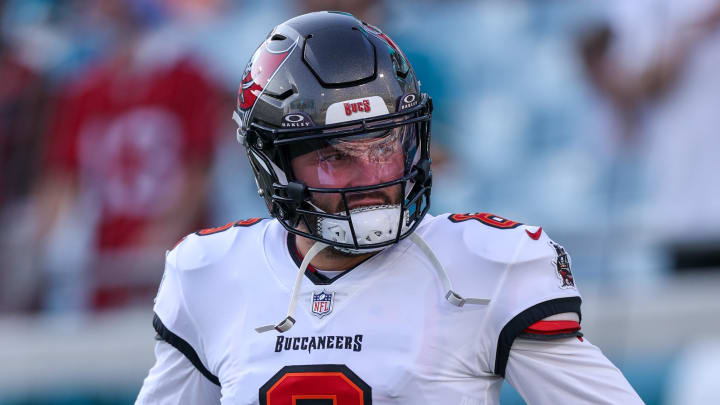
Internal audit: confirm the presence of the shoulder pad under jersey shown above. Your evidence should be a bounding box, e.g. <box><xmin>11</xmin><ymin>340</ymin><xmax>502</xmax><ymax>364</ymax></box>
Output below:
<box><xmin>421</xmin><ymin>212</ymin><xmax>554</xmax><ymax>265</ymax></box>
<box><xmin>419</xmin><ymin>213</ymin><xmax>581</xmax><ymax>377</ymax></box>
<box><xmin>167</xmin><ymin>218</ymin><xmax>266</xmax><ymax>271</ymax></box>
<box><xmin>154</xmin><ymin>218</ymin><xmax>267</xmax><ymax>386</ymax></box>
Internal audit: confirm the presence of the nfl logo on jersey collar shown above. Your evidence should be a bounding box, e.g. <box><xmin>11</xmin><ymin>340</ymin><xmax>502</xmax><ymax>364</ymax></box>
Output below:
<box><xmin>311</xmin><ymin>290</ymin><xmax>335</xmax><ymax>318</ymax></box>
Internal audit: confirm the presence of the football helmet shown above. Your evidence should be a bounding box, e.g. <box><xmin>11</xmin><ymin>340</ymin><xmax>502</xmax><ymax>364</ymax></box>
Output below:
<box><xmin>233</xmin><ymin>11</ymin><xmax>432</xmax><ymax>253</ymax></box>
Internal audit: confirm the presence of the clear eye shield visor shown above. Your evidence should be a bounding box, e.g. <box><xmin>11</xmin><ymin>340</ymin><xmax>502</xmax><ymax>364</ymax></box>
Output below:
<box><xmin>269</xmin><ymin>119</ymin><xmax>427</xmax><ymax>253</ymax></box>
<box><xmin>287</xmin><ymin>123</ymin><xmax>418</xmax><ymax>189</ymax></box>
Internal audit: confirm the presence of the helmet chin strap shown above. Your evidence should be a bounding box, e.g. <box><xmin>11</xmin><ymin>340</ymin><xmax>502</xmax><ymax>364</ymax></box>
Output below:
<box><xmin>255</xmin><ymin>241</ymin><xmax>329</xmax><ymax>333</ymax></box>
<box><xmin>408</xmin><ymin>232</ymin><xmax>490</xmax><ymax>307</ymax></box>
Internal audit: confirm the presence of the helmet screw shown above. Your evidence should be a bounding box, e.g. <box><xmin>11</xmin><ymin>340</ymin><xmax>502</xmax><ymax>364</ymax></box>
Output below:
<box><xmin>257</xmin><ymin>188</ymin><xmax>264</xmax><ymax>197</ymax></box>
<box><xmin>256</xmin><ymin>139</ymin><xmax>264</xmax><ymax>149</ymax></box>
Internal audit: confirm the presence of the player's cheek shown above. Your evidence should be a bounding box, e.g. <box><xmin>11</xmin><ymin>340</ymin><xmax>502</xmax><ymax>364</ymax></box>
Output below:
<box><xmin>316</xmin><ymin>163</ymin><xmax>341</xmax><ymax>187</ymax></box>
<box><xmin>309</xmin><ymin>191</ymin><xmax>339</xmax><ymax>212</ymax></box>
<box><xmin>290</xmin><ymin>156</ymin><xmax>315</xmax><ymax>184</ymax></box>
<box><xmin>376</xmin><ymin>157</ymin><xmax>405</xmax><ymax>182</ymax></box>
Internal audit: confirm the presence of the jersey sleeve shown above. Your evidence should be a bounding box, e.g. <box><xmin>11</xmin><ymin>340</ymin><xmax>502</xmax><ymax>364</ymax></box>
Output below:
<box><xmin>505</xmin><ymin>337</ymin><xmax>643</xmax><ymax>404</ymax></box>
<box><xmin>146</xmin><ymin>243</ymin><xmax>221</xmax><ymax>389</ymax></box>
<box><xmin>484</xmin><ymin>227</ymin><xmax>583</xmax><ymax>377</ymax></box>
<box><xmin>141</xmin><ymin>220</ymin><xmax>263</xmax><ymax>398</ymax></box>
<box><xmin>135</xmin><ymin>340</ymin><xmax>221</xmax><ymax>404</ymax></box>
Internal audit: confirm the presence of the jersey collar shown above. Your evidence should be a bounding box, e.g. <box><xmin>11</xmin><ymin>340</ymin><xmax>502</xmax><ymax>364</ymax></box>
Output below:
<box><xmin>286</xmin><ymin>232</ymin><xmax>373</xmax><ymax>285</ymax></box>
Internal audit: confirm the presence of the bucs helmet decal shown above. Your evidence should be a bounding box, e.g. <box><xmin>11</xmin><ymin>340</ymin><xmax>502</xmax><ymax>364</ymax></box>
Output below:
<box><xmin>361</xmin><ymin>21</ymin><xmax>410</xmax><ymax>77</ymax></box>
<box><xmin>237</xmin><ymin>36</ymin><xmax>299</xmax><ymax>128</ymax></box>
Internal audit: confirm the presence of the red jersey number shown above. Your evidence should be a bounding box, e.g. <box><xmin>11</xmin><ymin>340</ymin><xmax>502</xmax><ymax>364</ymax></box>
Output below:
<box><xmin>195</xmin><ymin>218</ymin><xmax>262</xmax><ymax>236</ymax></box>
<box><xmin>448</xmin><ymin>212</ymin><xmax>521</xmax><ymax>229</ymax></box>
<box><xmin>171</xmin><ymin>218</ymin><xmax>262</xmax><ymax>249</ymax></box>
<box><xmin>259</xmin><ymin>364</ymin><xmax>371</xmax><ymax>405</ymax></box>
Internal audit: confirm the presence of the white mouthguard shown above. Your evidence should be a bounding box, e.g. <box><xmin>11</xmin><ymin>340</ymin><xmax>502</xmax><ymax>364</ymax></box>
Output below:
<box><xmin>318</xmin><ymin>204</ymin><xmax>409</xmax><ymax>254</ymax></box>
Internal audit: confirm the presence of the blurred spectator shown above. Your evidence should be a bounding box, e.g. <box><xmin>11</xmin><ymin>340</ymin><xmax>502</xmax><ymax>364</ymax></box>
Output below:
<box><xmin>582</xmin><ymin>0</ymin><xmax>720</xmax><ymax>268</ymax></box>
<box><xmin>34</xmin><ymin>0</ymin><xmax>223</xmax><ymax>312</ymax></box>
<box><xmin>0</xmin><ymin>1</ymin><xmax>52</xmax><ymax>312</ymax></box>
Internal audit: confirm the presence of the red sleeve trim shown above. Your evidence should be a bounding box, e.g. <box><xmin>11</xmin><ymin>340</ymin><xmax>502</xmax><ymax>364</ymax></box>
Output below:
<box><xmin>523</xmin><ymin>320</ymin><xmax>581</xmax><ymax>335</ymax></box>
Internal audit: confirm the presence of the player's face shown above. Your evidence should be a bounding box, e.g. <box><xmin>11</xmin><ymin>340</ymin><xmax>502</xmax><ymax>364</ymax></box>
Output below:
<box><xmin>290</xmin><ymin>125</ymin><xmax>414</xmax><ymax>214</ymax></box>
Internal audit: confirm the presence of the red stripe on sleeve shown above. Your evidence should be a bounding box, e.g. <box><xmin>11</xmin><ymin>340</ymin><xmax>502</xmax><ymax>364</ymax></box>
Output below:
<box><xmin>523</xmin><ymin>320</ymin><xmax>581</xmax><ymax>335</ymax></box>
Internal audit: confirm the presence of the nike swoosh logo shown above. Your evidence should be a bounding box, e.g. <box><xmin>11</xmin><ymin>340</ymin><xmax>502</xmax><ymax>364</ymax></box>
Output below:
<box><xmin>526</xmin><ymin>226</ymin><xmax>542</xmax><ymax>240</ymax></box>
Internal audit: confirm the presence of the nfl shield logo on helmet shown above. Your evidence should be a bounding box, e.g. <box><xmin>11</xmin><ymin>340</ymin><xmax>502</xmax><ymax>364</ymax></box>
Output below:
<box><xmin>311</xmin><ymin>290</ymin><xmax>335</xmax><ymax>318</ymax></box>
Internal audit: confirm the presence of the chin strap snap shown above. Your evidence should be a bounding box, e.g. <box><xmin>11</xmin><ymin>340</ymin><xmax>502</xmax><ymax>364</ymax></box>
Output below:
<box><xmin>408</xmin><ymin>233</ymin><xmax>490</xmax><ymax>307</ymax></box>
<box><xmin>255</xmin><ymin>241</ymin><xmax>329</xmax><ymax>333</ymax></box>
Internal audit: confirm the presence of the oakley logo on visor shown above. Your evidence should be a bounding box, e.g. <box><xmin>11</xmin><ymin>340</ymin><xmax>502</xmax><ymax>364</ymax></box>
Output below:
<box><xmin>398</xmin><ymin>93</ymin><xmax>418</xmax><ymax>111</ymax></box>
<box><xmin>326</xmin><ymin>96</ymin><xmax>389</xmax><ymax>125</ymax></box>
<box><xmin>281</xmin><ymin>112</ymin><xmax>314</xmax><ymax>128</ymax></box>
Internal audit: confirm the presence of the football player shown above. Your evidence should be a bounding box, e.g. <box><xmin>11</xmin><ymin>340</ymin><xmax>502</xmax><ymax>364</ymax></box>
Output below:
<box><xmin>137</xmin><ymin>11</ymin><xmax>643</xmax><ymax>404</ymax></box>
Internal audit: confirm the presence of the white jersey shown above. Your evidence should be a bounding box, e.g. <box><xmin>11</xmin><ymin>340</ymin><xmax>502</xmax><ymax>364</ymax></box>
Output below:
<box><xmin>137</xmin><ymin>213</ymin><xmax>642</xmax><ymax>404</ymax></box>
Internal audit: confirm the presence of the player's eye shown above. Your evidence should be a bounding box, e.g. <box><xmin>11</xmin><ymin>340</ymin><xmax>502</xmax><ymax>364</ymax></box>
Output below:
<box><xmin>318</xmin><ymin>150</ymin><xmax>348</xmax><ymax>162</ymax></box>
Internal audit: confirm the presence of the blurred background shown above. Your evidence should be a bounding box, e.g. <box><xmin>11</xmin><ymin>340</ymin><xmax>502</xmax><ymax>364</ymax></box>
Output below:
<box><xmin>1</xmin><ymin>0</ymin><xmax>719</xmax><ymax>403</ymax></box>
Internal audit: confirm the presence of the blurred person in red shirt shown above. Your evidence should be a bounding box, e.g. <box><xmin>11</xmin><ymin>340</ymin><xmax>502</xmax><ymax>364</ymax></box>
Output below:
<box><xmin>36</xmin><ymin>0</ymin><xmax>223</xmax><ymax>311</ymax></box>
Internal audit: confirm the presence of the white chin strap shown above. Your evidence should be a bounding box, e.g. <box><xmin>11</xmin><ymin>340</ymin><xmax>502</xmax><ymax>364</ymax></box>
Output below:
<box><xmin>319</xmin><ymin>204</ymin><xmax>409</xmax><ymax>254</ymax></box>
<box><xmin>408</xmin><ymin>232</ymin><xmax>490</xmax><ymax>307</ymax></box>
<box><xmin>256</xmin><ymin>241</ymin><xmax>329</xmax><ymax>334</ymax></box>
